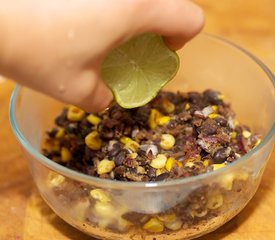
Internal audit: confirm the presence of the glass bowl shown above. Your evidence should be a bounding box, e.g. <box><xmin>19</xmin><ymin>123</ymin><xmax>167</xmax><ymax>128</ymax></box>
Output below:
<box><xmin>9</xmin><ymin>33</ymin><xmax>275</xmax><ymax>240</ymax></box>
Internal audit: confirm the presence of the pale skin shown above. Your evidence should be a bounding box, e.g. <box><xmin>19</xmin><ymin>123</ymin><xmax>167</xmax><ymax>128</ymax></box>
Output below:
<box><xmin>0</xmin><ymin>0</ymin><xmax>204</xmax><ymax>112</ymax></box>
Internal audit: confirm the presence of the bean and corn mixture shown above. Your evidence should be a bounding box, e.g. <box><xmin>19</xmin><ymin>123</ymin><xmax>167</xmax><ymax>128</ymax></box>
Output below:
<box><xmin>43</xmin><ymin>89</ymin><xmax>261</xmax><ymax>181</ymax></box>
<box><xmin>43</xmin><ymin>89</ymin><xmax>261</xmax><ymax>235</ymax></box>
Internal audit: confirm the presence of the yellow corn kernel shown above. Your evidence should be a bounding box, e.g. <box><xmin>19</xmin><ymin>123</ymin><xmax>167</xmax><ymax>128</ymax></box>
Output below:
<box><xmin>236</xmin><ymin>171</ymin><xmax>249</xmax><ymax>181</ymax></box>
<box><xmin>117</xmin><ymin>217</ymin><xmax>132</xmax><ymax>232</ymax></box>
<box><xmin>211</xmin><ymin>105</ymin><xmax>218</xmax><ymax>112</ymax></box>
<box><xmin>85</xmin><ymin>131</ymin><xmax>102</xmax><ymax>150</ymax></box>
<box><xmin>87</xmin><ymin>114</ymin><xmax>101</xmax><ymax>125</ymax></box>
<box><xmin>218</xmin><ymin>94</ymin><xmax>225</xmax><ymax>100</ymax></box>
<box><xmin>185</xmin><ymin>162</ymin><xmax>194</xmax><ymax>168</ymax></box>
<box><xmin>165</xmin><ymin>157</ymin><xmax>182</xmax><ymax>171</ymax></box>
<box><xmin>60</xmin><ymin>147</ymin><xmax>72</xmax><ymax>162</ymax></box>
<box><xmin>120</xmin><ymin>136</ymin><xmax>132</xmax><ymax>145</ymax></box>
<box><xmin>90</xmin><ymin>189</ymin><xmax>111</xmax><ymax>203</ymax></box>
<box><xmin>97</xmin><ymin>159</ymin><xmax>115</xmax><ymax>175</ymax></box>
<box><xmin>207</xmin><ymin>194</ymin><xmax>223</xmax><ymax>209</ymax></box>
<box><xmin>43</xmin><ymin>139</ymin><xmax>60</xmax><ymax>153</ymax></box>
<box><xmin>156</xmin><ymin>168</ymin><xmax>167</xmax><ymax>176</ymax></box>
<box><xmin>160</xmin><ymin>134</ymin><xmax>175</xmax><ymax>150</ymax></box>
<box><xmin>129</xmin><ymin>152</ymin><xmax>138</xmax><ymax>159</ymax></box>
<box><xmin>162</xmin><ymin>100</ymin><xmax>175</xmax><ymax>113</ymax></box>
<box><xmin>150</xmin><ymin>154</ymin><xmax>167</xmax><ymax>169</ymax></box>
<box><xmin>47</xmin><ymin>172</ymin><xmax>65</xmax><ymax>188</ymax></box>
<box><xmin>143</xmin><ymin>217</ymin><xmax>164</xmax><ymax>233</ymax></box>
<box><xmin>208</xmin><ymin>113</ymin><xmax>219</xmax><ymax>119</ymax></box>
<box><xmin>165</xmin><ymin>157</ymin><xmax>176</xmax><ymax>171</ymax></box>
<box><xmin>213</xmin><ymin>163</ymin><xmax>226</xmax><ymax>171</ymax></box>
<box><xmin>184</xmin><ymin>103</ymin><xmax>190</xmax><ymax>110</ymax></box>
<box><xmin>67</xmin><ymin>105</ymin><xmax>85</xmax><ymax>121</ymax></box>
<box><xmin>231</xmin><ymin>131</ymin><xmax>237</xmax><ymax>139</ymax></box>
<box><xmin>190</xmin><ymin>209</ymin><xmax>208</xmax><ymax>218</ymax></box>
<box><xmin>124</xmin><ymin>140</ymin><xmax>139</xmax><ymax>152</ymax></box>
<box><xmin>203</xmin><ymin>159</ymin><xmax>210</xmax><ymax>167</ymax></box>
<box><xmin>242</xmin><ymin>130</ymin><xmax>251</xmax><ymax>138</ymax></box>
<box><xmin>165</xmin><ymin>219</ymin><xmax>182</xmax><ymax>231</ymax></box>
<box><xmin>219</xmin><ymin>173</ymin><xmax>235</xmax><ymax>191</ymax></box>
<box><xmin>55</xmin><ymin>128</ymin><xmax>65</xmax><ymax>139</ymax></box>
<box><xmin>254</xmin><ymin>139</ymin><xmax>261</xmax><ymax>147</ymax></box>
<box><xmin>137</xmin><ymin>166</ymin><xmax>146</xmax><ymax>174</ymax></box>
<box><xmin>157</xmin><ymin>116</ymin><xmax>171</xmax><ymax>126</ymax></box>
<box><xmin>120</xmin><ymin>136</ymin><xmax>139</xmax><ymax>151</ymax></box>
<box><xmin>157</xmin><ymin>213</ymin><xmax>176</xmax><ymax>223</ymax></box>
<box><xmin>148</xmin><ymin>109</ymin><xmax>163</xmax><ymax>130</ymax></box>
<box><xmin>94</xmin><ymin>201</ymin><xmax>115</xmax><ymax>218</ymax></box>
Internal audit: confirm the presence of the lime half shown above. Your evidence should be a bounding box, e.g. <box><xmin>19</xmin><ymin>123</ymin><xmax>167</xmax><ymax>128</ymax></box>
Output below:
<box><xmin>102</xmin><ymin>33</ymin><xmax>179</xmax><ymax>108</ymax></box>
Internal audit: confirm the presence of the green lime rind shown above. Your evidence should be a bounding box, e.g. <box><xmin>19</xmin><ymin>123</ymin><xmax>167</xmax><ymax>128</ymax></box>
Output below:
<box><xmin>102</xmin><ymin>33</ymin><xmax>180</xmax><ymax>109</ymax></box>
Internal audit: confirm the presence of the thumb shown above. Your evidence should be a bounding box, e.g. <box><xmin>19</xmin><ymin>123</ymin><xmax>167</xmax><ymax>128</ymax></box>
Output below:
<box><xmin>135</xmin><ymin>0</ymin><xmax>204</xmax><ymax>50</ymax></box>
<box><xmin>71</xmin><ymin>70</ymin><xmax>113</xmax><ymax>113</ymax></box>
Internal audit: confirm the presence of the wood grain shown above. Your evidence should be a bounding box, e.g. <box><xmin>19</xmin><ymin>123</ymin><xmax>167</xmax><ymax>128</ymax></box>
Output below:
<box><xmin>0</xmin><ymin>1</ymin><xmax>274</xmax><ymax>239</ymax></box>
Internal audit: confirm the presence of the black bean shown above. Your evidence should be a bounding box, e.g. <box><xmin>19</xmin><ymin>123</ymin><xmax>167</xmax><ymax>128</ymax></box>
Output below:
<box><xmin>203</xmin><ymin>89</ymin><xmax>222</xmax><ymax>105</ymax></box>
<box><xmin>155</xmin><ymin>172</ymin><xmax>170</xmax><ymax>181</ymax></box>
<box><xmin>213</xmin><ymin>147</ymin><xmax>231</xmax><ymax>163</ymax></box>
<box><xmin>215</xmin><ymin>117</ymin><xmax>228</xmax><ymax>127</ymax></box>
<box><xmin>65</xmin><ymin>123</ymin><xmax>78</xmax><ymax>135</ymax></box>
<box><xmin>114</xmin><ymin>150</ymin><xmax>126</xmax><ymax>166</ymax></box>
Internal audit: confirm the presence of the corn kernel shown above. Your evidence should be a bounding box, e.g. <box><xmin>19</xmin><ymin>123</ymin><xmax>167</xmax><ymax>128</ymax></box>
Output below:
<box><xmin>120</xmin><ymin>136</ymin><xmax>132</xmax><ymax>145</ymax></box>
<box><xmin>143</xmin><ymin>217</ymin><xmax>164</xmax><ymax>233</ymax></box>
<box><xmin>236</xmin><ymin>171</ymin><xmax>249</xmax><ymax>181</ymax></box>
<box><xmin>124</xmin><ymin>140</ymin><xmax>139</xmax><ymax>152</ymax></box>
<box><xmin>129</xmin><ymin>152</ymin><xmax>138</xmax><ymax>159</ymax></box>
<box><xmin>43</xmin><ymin>139</ymin><xmax>61</xmax><ymax>153</ymax></box>
<box><xmin>90</xmin><ymin>189</ymin><xmax>111</xmax><ymax>203</ymax></box>
<box><xmin>137</xmin><ymin>166</ymin><xmax>146</xmax><ymax>174</ymax></box>
<box><xmin>94</xmin><ymin>201</ymin><xmax>115</xmax><ymax>218</ymax></box>
<box><xmin>165</xmin><ymin>157</ymin><xmax>176</xmax><ymax>171</ymax></box>
<box><xmin>87</xmin><ymin>114</ymin><xmax>101</xmax><ymax>125</ymax></box>
<box><xmin>118</xmin><ymin>217</ymin><xmax>132</xmax><ymax>231</ymax></box>
<box><xmin>254</xmin><ymin>139</ymin><xmax>261</xmax><ymax>147</ymax></box>
<box><xmin>165</xmin><ymin>219</ymin><xmax>182</xmax><ymax>231</ymax></box>
<box><xmin>203</xmin><ymin>159</ymin><xmax>210</xmax><ymax>167</ymax></box>
<box><xmin>165</xmin><ymin>157</ymin><xmax>182</xmax><ymax>171</ymax></box>
<box><xmin>48</xmin><ymin>172</ymin><xmax>65</xmax><ymax>188</ymax></box>
<box><xmin>60</xmin><ymin>147</ymin><xmax>72</xmax><ymax>162</ymax></box>
<box><xmin>85</xmin><ymin>131</ymin><xmax>102</xmax><ymax>150</ymax></box>
<box><xmin>208</xmin><ymin>113</ymin><xmax>219</xmax><ymax>119</ymax></box>
<box><xmin>156</xmin><ymin>168</ymin><xmax>167</xmax><ymax>176</ymax></box>
<box><xmin>162</xmin><ymin>99</ymin><xmax>175</xmax><ymax>113</ymax></box>
<box><xmin>97</xmin><ymin>159</ymin><xmax>115</xmax><ymax>175</ymax></box>
<box><xmin>160</xmin><ymin>134</ymin><xmax>175</xmax><ymax>150</ymax></box>
<box><xmin>185</xmin><ymin>162</ymin><xmax>194</xmax><ymax>168</ymax></box>
<box><xmin>67</xmin><ymin>105</ymin><xmax>85</xmax><ymax>121</ymax></box>
<box><xmin>219</xmin><ymin>173</ymin><xmax>235</xmax><ymax>191</ymax></box>
<box><xmin>55</xmin><ymin>128</ymin><xmax>65</xmax><ymax>139</ymax></box>
<box><xmin>242</xmin><ymin>130</ymin><xmax>251</xmax><ymax>138</ymax></box>
<box><xmin>184</xmin><ymin>103</ymin><xmax>190</xmax><ymax>110</ymax></box>
<box><xmin>213</xmin><ymin>163</ymin><xmax>226</xmax><ymax>171</ymax></box>
<box><xmin>211</xmin><ymin>105</ymin><xmax>218</xmax><ymax>112</ymax></box>
<box><xmin>191</xmin><ymin>209</ymin><xmax>208</xmax><ymax>218</ymax></box>
<box><xmin>157</xmin><ymin>116</ymin><xmax>171</xmax><ymax>126</ymax></box>
<box><xmin>148</xmin><ymin>109</ymin><xmax>163</xmax><ymax>130</ymax></box>
<box><xmin>157</xmin><ymin>213</ymin><xmax>176</xmax><ymax>223</ymax></box>
<box><xmin>150</xmin><ymin>154</ymin><xmax>167</xmax><ymax>169</ymax></box>
<box><xmin>218</xmin><ymin>94</ymin><xmax>225</xmax><ymax>100</ymax></box>
<box><xmin>231</xmin><ymin>131</ymin><xmax>237</xmax><ymax>139</ymax></box>
<box><xmin>207</xmin><ymin>194</ymin><xmax>223</xmax><ymax>209</ymax></box>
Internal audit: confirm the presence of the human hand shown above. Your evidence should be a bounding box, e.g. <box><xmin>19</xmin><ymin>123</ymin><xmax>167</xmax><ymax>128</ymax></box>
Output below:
<box><xmin>0</xmin><ymin>0</ymin><xmax>204</xmax><ymax>112</ymax></box>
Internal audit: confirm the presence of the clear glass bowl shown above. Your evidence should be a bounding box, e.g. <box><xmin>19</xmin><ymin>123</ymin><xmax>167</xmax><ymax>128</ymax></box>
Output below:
<box><xmin>10</xmin><ymin>34</ymin><xmax>275</xmax><ymax>240</ymax></box>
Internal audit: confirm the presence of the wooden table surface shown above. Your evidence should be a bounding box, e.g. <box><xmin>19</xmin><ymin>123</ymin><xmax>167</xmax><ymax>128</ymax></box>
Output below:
<box><xmin>0</xmin><ymin>1</ymin><xmax>274</xmax><ymax>239</ymax></box>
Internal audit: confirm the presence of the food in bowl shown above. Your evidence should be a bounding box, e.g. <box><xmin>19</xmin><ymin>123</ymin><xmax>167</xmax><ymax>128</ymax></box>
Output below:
<box><xmin>42</xmin><ymin>89</ymin><xmax>261</xmax><ymax>236</ymax></box>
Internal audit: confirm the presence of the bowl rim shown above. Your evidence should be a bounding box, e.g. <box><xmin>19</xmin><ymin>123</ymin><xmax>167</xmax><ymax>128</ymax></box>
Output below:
<box><xmin>9</xmin><ymin>33</ymin><xmax>275</xmax><ymax>189</ymax></box>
